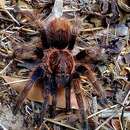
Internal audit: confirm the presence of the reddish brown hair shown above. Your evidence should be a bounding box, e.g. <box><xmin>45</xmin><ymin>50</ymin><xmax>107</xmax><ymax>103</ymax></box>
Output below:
<box><xmin>47</xmin><ymin>18</ymin><xmax>72</xmax><ymax>49</ymax></box>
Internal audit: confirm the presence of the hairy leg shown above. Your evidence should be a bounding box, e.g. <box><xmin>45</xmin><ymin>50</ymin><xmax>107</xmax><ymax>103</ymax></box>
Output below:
<box><xmin>76</xmin><ymin>64</ymin><xmax>106</xmax><ymax>98</ymax></box>
<box><xmin>65</xmin><ymin>87</ymin><xmax>71</xmax><ymax>112</ymax></box>
<box><xmin>51</xmin><ymin>94</ymin><xmax>57</xmax><ymax>117</ymax></box>
<box><xmin>72</xmin><ymin>77</ymin><xmax>88</xmax><ymax>130</ymax></box>
<box><xmin>12</xmin><ymin>80</ymin><xmax>34</xmax><ymax>115</ymax></box>
<box><xmin>83</xmin><ymin>65</ymin><xmax>106</xmax><ymax>99</ymax></box>
<box><xmin>12</xmin><ymin>66</ymin><xmax>44</xmax><ymax>115</ymax></box>
<box><xmin>40</xmin><ymin>76</ymin><xmax>50</xmax><ymax>125</ymax></box>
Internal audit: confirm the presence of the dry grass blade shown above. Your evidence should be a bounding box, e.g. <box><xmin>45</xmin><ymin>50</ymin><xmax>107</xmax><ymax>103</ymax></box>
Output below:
<box><xmin>95</xmin><ymin>90</ymin><xmax>130</xmax><ymax>130</ymax></box>
<box><xmin>2</xmin><ymin>79</ymin><xmax>29</xmax><ymax>85</ymax></box>
<box><xmin>5</xmin><ymin>10</ymin><xmax>20</xmax><ymax>25</ymax></box>
<box><xmin>0</xmin><ymin>60</ymin><xmax>14</xmax><ymax>75</ymax></box>
<box><xmin>87</xmin><ymin>104</ymin><xmax>118</xmax><ymax>119</ymax></box>
<box><xmin>40</xmin><ymin>121</ymin><xmax>50</xmax><ymax>130</ymax></box>
<box><xmin>44</xmin><ymin>118</ymin><xmax>78</xmax><ymax>130</ymax></box>
<box><xmin>95</xmin><ymin>109</ymin><xmax>121</xmax><ymax>130</ymax></box>
<box><xmin>80</xmin><ymin>27</ymin><xmax>104</xmax><ymax>32</ymax></box>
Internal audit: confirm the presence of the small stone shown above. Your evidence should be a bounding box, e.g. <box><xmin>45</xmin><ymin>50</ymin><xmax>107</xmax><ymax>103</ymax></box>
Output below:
<box><xmin>116</xmin><ymin>24</ymin><xmax>129</xmax><ymax>37</ymax></box>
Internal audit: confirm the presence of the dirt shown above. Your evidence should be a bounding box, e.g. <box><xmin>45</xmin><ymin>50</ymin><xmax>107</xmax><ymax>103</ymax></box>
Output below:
<box><xmin>0</xmin><ymin>103</ymin><xmax>28</xmax><ymax>130</ymax></box>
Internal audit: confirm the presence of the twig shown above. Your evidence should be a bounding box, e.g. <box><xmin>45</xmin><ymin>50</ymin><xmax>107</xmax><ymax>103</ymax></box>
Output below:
<box><xmin>80</xmin><ymin>27</ymin><xmax>104</xmax><ymax>32</ymax></box>
<box><xmin>2</xmin><ymin>79</ymin><xmax>29</xmax><ymax>85</ymax></box>
<box><xmin>106</xmin><ymin>23</ymin><xmax>110</xmax><ymax>45</ymax></box>
<box><xmin>0</xmin><ymin>60</ymin><xmax>13</xmax><ymax>75</ymax></box>
<box><xmin>5</xmin><ymin>10</ymin><xmax>20</xmax><ymax>25</ymax></box>
<box><xmin>92</xmin><ymin>96</ymin><xmax>98</xmax><ymax>127</ymax></box>
<box><xmin>119</xmin><ymin>115</ymin><xmax>124</xmax><ymax>130</ymax></box>
<box><xmin>63</xmin><ymin>9</ymin><xmax>80</xmax><ymax>12</ymax></box>
<box><xmin>95</xmin><ymin>90</ymin><xmax>130</xmax><ymax>129</ymax></box>
<box><xmin>44</xmin><ymin>118</ymin><xmax>78</xmax><ymax>130</ymax></box>
<box><xmin>40</xmin><ymin>121</ymin><xmax>50</xmax><ymax>130</ymax></box>
<box><xmin>95</xmin><ymin>109</ymin><xmax>121</xmax><ymax>130</ymax></box>
<box><xmin>87</xmin><ymin>104</ymin><xmax>118</xmax><ymax>119</ymax></box>
<box><xmin>120</xmin><ymin>90</ymin><xmax>130</xmax><ymax>130</ymax></box>
<box><xmin>122</xmin><ymin>90</ymin><xmax>130</xmax><ymax>106</ymax></box>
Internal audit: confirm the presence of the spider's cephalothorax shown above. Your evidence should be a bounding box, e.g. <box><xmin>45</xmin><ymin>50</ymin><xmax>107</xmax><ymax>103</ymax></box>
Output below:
<box><xmin>13</xmin><ymin>17</ymin><xmax>106</xmax><ymax>130</ymax></box>
<box><xmin>47</xmin><ymin>49</ymin><xmax>75</xmax><ymax>86</ymax></box>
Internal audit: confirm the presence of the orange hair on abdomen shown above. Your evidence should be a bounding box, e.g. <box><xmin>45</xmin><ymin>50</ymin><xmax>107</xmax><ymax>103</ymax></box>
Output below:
<box><xmin>46</xmin><ymin>18</ymin><xmax>72</xmax><ymax>49</ymax></box>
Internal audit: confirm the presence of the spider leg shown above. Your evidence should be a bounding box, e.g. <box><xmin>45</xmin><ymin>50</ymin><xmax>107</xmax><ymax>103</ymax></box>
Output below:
<box><xmin>83</xmin><ymin>65</ymin><xmax>106</xmax><ymax>99</ymax></box>
<box><xmin>40</xmin><ymin>28</ymin><xmax>50</xmax><ymax>49</ymax></box>
<box><xmin>42</xmin><ymin>88</ymin><xmax>50</xmax><ymax>116</ymax></box>
<box><xmin>76</xmin><ymin>64</ymin><xmax>106</xmax><ymax>98</ymax></box>
<box><xmin>51</xmin><ymin>94</ymin><xmax>57</xmax><ymax>117</ymax></box>
<box><xmin>65</xmin><ymin>86</ymin><xmax>71</xmax><ymax>112</ymax></box>
<box><xmin>72</xmin><ymin>74</ymin><xmax>88</xmax><ymax>130</ymax></box>
<box><xmin>49</xmin><ymin>74</ymin><xmax>57</xmax><ymax>117</ymax></box>
<box><xmin>12</xmin><ymin>79</ymin><xmax>34</xmax><ymax>115</ymax></box>
<box><xmin>12</xmin><ymin>66</ymin><xmax>44</xmax><ymax>115</ymax></box>
<box><xmin>68</xmin><ymin>33</ymin><xmax>77</xmax><ymax>50</ymax></box>
<box><xmin>41</xmin><ymin>76</ymin><xmax>51</xmax><ymax>120</ymax></box>
<box><xmin>76</xmin><ymin>64</ymin><xmax>108</xmax><ymax>108</ymax></box>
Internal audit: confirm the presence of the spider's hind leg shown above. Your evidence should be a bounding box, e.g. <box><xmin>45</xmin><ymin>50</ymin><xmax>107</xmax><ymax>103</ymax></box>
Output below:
<box><xmin>76</xmin><ymin>64</ymin><xmax>106</xmax><ymax>99</ymax></box>
<box><xmin>12</xmin><ymin>66</ymin><xmax>44</xmax><ymax>115</ymax></box>
<box><xmin>65</xmin><ymin>86</ymin><xmax>71</xmax><ymax>112</ymax></box>
<box><xmin>71</xmin><ymin>73</ymin><xmax>88</xmax><ymax>130</ymax></box>
<box><xmin>40</xmin><ymin>74</ymin><xmax>58</xmax><ymax>125</ymax></box>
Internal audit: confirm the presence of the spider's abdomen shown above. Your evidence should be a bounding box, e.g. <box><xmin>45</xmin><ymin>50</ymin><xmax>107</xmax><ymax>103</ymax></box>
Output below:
<box><xmin>47</xmin><ymin>18</ymin><xmax>71</xmax><ymax>49</ymax></box>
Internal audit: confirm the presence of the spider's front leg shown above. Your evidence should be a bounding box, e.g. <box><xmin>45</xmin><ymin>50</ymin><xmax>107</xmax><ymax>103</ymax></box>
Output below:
<box><xmin>72</xmin><ymin>73</ymin><xmax>88</xmax><ymax>130</ymax></box>
<box><xmin>76</xmin><ymin>64</ymin><xmax>108</xmax><ymax>107</ymax></box>
<box><xmin>83</xmin><ymin>65</ymin><xmax>107</xmax><ymax>103</ymax></box>
<box><xmin>12</xmin><ymin>66</ymin><xmax>44</xmax><ymax>115</ymax></box>
<box><xmin>65</xmin><ymin>86</ymin><xmax>71</xmax><ymax>112</ymax></box>
<box><xmin>38</xmin><ymin>76</ymin><xmax>51</xmax><ymax>126</ymax></box>
<box><xmin>51</xmin><ymin>94</ymin><xmax>57</xmax><ymax>117</ymax></box>
<box><xmin>76</xmin><ymin>64</ymin><xmax>106</xmax><ymax>99</ymax></box>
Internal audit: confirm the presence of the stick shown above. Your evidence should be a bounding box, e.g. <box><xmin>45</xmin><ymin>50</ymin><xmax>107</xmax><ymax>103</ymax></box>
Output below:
<box><xmin>5</xmin><ymin>10</ymin><xmax>20</xmax><ymax>25</ymax></box>
<box><xmin>3</xmin><ymin>79</ymin><xmax>29</xmax><ymax>85</ymax></box>
<box><xmin>0</xmin><ymin>60</ymin><xmax>13</xmax><ymax>75</ymax></box>
<box><xmin>95</xmin><ymin>109</ymin><xmax>121</xmax><ymax>130</ymax></box>
<box><xmin>44</xmin><ymin>118</ymin><xmax>78</xmax><ymax>130</ymax></box>
<box><xmin>87</xmin><ymin>104</ymin><xmax>118</xmax><ymax>119</ymax></box>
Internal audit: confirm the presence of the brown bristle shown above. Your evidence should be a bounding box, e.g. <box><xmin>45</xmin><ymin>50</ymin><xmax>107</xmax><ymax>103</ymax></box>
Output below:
<box><xmin>46</xmin><ymin>18</ymin><xmax>72</xmax><ymax>49</ymax></box>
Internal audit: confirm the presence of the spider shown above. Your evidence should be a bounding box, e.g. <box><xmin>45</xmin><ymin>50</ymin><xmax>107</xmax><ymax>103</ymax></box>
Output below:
<box><xmin>12</xmin><ymin>17</ymin><xmax>106</xmax><ymax>130</ymax></box>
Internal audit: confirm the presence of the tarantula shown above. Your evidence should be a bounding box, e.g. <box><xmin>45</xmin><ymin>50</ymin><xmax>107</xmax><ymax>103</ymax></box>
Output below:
<box><xmin>12</xmin><ymin>17</ymin><xmax>106</xmax><ymax>130</ymax></box>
